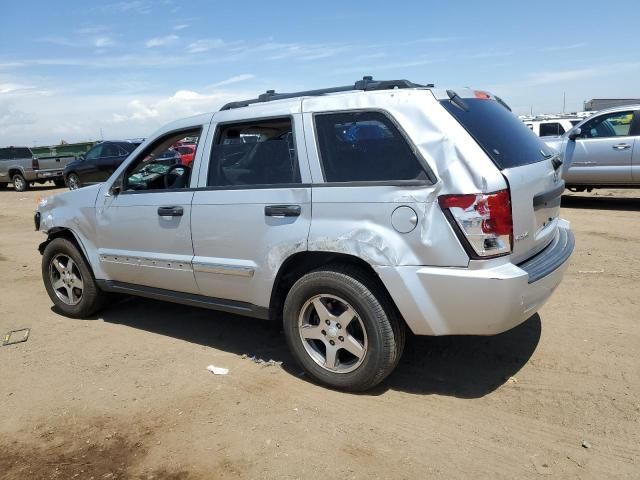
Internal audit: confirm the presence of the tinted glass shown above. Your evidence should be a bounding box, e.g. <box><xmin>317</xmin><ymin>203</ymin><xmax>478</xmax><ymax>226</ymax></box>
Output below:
<box><xmin>539</xmin><ymin>122</ymin><xmax>565</xmax><ymax>136</ymax></box>
<box><xmin>0</xmin><ymin>149</ymin><xmax>9</xmax><ymax>160</ymax></box>
<box><xmin>580</xmin><ymin>111</ymin><xmax>633</xmax><ymax>138</ymax></box>
<box><xmin>11</xmin><ymin>147</ymin><xmax>32</xmax><ymax>159</ymax></box>
<box><xmin>85</xmin><ymin>145</ymin><xmax>102</xmax><ymax>161</ymax></box>
<box><xmin>315</xmin><ymin>111</ymin><xmax>426</xmax><ymax>182</ymax></box>
<box><xmin>208</xmin><ymin>118</ymin><xmax>300</xmax><ymax>187</ymax></box>
<box><xmin>116</xmin><ymin>142</ymin><xmax>140</xmax><ymax>153</ymax></box>
<box><xmin>102</xmin><ymin>143</ymin><xmax>120</xmax><ymax>157</ymax></box>
<box><xmin>441</xmin><ymin>98</ymin><xmax>555</xmax><ymax>169</ymax></box>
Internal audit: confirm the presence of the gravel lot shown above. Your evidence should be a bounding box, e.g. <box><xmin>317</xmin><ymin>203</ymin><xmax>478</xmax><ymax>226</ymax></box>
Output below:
<box><xmin>1</xmin><ymin>186</ymin><xmax>638</xmax><ymax>479</ymax></box>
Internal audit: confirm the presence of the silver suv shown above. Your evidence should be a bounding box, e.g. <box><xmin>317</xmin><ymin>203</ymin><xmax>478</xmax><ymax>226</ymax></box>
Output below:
<box><xmin>35</xmin><ymin>77</ymin><xmax>574</xmax><ymax>391</ymax></box>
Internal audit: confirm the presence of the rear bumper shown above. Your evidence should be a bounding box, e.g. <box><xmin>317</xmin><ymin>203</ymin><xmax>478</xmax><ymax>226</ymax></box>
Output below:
<box><xmin>376</xmin><ymin>224</ymin><xmax>574</xmax><ymax>336</ymax></box>
<box><xmin>35</xmin><ymin>170</ymin><xmax>64</xmax><ymax>180</ymax></box>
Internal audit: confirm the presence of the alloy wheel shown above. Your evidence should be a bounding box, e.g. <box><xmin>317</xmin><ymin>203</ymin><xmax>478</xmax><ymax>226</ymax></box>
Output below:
<box><xmin>49</xmin><ymin>254</ymin><xmax>84</xmax><ymax>305</ymax></box>
<box><xmin>298</xmin><ymin>294</ymin><xmax>368</xmax><ymax>373</ymax></box>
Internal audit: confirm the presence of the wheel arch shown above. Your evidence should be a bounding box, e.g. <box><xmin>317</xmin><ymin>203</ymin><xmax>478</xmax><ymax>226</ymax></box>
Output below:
<box><xmin>269</xmin><ymin>251</ymin><xmax>403</xmax><ymax>325</ymax></box>
<box><xmin>39</xmin><ymin>228</ymin><xmax>93</xmax><ymax>270</ymax></box>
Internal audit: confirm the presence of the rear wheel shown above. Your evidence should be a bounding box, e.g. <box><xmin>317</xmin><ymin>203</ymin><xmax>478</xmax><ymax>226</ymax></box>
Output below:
<box><xmin>42</xmin><ymin>238</ymin><xmax>108</xmax><ymax>318</ymax></box>
<box><xmin>283</xmin><ymin>266</ymin><xmax>405</xmax><ymax>391</ymax></box>
<box><xmin>66</xmin><ymin>173</ymin><xmax>81</xmax><ymax>190</ymax></box>
<box><xmin>12</xmin><ymin>173</ymin><xmax>28</xmax><ymax>192</ymax></box>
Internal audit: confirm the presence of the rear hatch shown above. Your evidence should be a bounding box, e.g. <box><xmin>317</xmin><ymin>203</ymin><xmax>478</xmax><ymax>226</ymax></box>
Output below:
<box><xmin>440</xmin><ymin>94</ymin><xmax>564</xmax><ymax>263</ymax></box>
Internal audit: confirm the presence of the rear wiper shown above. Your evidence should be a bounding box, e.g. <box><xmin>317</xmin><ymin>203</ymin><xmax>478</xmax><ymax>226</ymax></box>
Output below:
<box><xmin>494</xmin><ymin>95</ymin><xmax>512</xmax><ymax>112</ymax></box>
<box><xmin>446</xmin><ymin>90</ymin><xmax>469</xmax><ymax>112</ymax></box>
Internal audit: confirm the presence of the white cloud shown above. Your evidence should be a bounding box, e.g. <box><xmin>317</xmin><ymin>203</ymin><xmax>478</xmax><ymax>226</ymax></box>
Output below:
<box><xmin>0</xmin><ymin>83</ymin><xmax>35</xmax><ymax>94</ymax></box>
<box><xmin>542</xmin><ymin>43</ymin><xmax>587</xmax><ymax>52</ymax></box>
<box><xmin>106</xmin><ymin>1</ymin><xmax>152</xmax><ymax>14</ymax></box>
<box><xmin>173</xmin><ymin>24</ymin><xmax>189</xmax><ymax>31</ymax></box>
<box><xmin>94</xmin><ymin>36</ymin><xmax>115</xmax><ymax>48</ymax></box>
<box><xmin>209</xmin><ymin>74</ymin><xmax>255</xmax><ymax>88</ymax></box>
<box><xmin>145</xmin><ymin>35</ymin><xmax>179</xmax><ymax>48</ymax></box>
<box><xmin>186</xmin><ymin>38</ymin><xmax>227</xmax><ymax>53</ymax></box>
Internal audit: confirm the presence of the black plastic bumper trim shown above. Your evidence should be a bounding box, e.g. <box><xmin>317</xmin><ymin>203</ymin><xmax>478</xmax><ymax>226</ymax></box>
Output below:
<box><xmin>518</xmin><ymin>227</ymin><xmax>575</xmax><ymax>284</ymax></box>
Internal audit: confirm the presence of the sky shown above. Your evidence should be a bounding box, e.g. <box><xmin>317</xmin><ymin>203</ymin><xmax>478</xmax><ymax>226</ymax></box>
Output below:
<box><xmin>1</xmin><ymin>0</ymin><xmax>639</xmax><ymax>146</ymax></box>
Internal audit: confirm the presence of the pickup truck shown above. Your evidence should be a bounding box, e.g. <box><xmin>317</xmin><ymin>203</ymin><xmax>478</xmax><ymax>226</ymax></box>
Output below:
<box><xmin>543</xmin><ymin>105</ymin><xmax>640</xmax><ymax>191</ymax></box>
<box><xmin>0</xmin><ymin>146</ymin><xmax>75</xmax><ymax>191</ymax></box>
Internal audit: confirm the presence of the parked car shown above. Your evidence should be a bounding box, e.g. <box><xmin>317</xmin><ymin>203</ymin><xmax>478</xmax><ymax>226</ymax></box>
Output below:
<box><xmin>542</xmin><ymin>105</ymin><xmax>640</xmax><ymax>191</ymax></box>
<box><xmin>523</xmin><ymin>118</ymin><xmax>581</xmax><ymax>137</ymax></box>
<box><xmin>63</xmin><ymin>140</ymin><xmax>142</xmax><ymax>189</ymax></box>
<box><xmin>0</xmin><ymin>146</ymin><xmax>73</xmax><ymax>191</ymax></box>
<box><xmin>175</xmin><ymin>144</ymin><xmax>197</xmax><ymax>166</ymax></box>
<box><xmin>35</xmin><ymin>77</ymin><xmax>574</xmax><ymax>391</ymax></box>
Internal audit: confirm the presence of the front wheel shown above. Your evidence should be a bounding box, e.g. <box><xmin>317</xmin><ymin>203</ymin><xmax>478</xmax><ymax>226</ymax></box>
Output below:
<box><xmin>66</xmin><ymin>173</ymin><xmax>81</xmax><ymax>190</ymax></box>
<box><xmin>42</xmin><ymin>238</ymin><xmax>108</xmax><ymax>318</ymax></box>
<box><xmin>283</xmin><ymin>266</ymin><xmax>405</xmax><ymax>391</ymax></box>
<box><xmin>12</xmin><ymin>173</ymin><xmax>28</xmax><ymax>192</ymax></box>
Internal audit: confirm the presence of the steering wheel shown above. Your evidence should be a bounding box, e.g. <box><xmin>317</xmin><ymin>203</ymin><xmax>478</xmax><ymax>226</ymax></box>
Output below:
<box><xmin>164</xmin><ymin>163</ymin><xmax>191</xmax><ymax>189</ymax></box>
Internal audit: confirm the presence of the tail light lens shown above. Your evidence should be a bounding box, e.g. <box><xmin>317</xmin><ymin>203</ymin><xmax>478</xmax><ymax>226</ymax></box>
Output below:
<box><xmin>438</xmin><ymin>189</ymin><xmax>512</xmax><ymax>258</ymax></box>
<box><xmin>32</xmin><ymin>157</ymin><xmax>40</xmax><ymax>170</ymax></box>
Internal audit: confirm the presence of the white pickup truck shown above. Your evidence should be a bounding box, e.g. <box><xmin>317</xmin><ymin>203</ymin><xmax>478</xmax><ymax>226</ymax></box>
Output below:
<box><xmin>0</xmin><ymin>146</ymin><xmax>75</xmax><ymax>191</ymax></box>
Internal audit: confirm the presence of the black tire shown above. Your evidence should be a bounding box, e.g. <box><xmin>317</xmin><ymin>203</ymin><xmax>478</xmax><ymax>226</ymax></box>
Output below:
<box><xmin>54</xmin><ymin>179</ymin><xmax>66</xmax><ymax>188</ymax></box>
<box><xmin>42</xmin><ymin>237</ymin><xmax>108</xmax><ymax>318</ymax></box>
<box><xmin>66</xmin><ymin>173</ymin><xmax>81</xmax><ymax>190</ymax></box>
<box><xmin>12</xmin><ymin>173</ymin><xmax>29</xmax><ymax>192</ymax></box>
<box><xmin>283</xmin><ymin>265</ymin><xmax>405</xmax><ymax>391</ymax></box>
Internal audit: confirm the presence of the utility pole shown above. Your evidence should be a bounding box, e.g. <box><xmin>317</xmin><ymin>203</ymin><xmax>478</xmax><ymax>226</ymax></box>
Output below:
<box><xmin>562</xmin><ymin>92</ymin><xmax>566</xmax><ymax>115</ymax></box>
<box><xmin>100</xmin><ymin>128</ymin><xmax>104</xmax><ymax>140</ymax></box>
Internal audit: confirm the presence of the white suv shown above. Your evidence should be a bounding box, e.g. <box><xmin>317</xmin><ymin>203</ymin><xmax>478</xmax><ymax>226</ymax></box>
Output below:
<box><xmin>36</xmin><ymin>77</ymin><xmax>574</xmax><ymax>391</ymax></box>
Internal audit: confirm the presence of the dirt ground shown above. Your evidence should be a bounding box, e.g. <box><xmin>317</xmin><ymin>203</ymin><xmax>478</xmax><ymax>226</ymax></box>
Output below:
<box><xmin>0</xmin><ymin>185</ymin><xmax>638</xmax><ymax>479</ymax></box>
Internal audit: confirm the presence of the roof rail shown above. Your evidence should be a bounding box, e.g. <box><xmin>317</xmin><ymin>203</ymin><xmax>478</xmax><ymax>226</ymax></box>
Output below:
<box><xmin>219</xmin><ymin>76</ymin><xmax>432</xmax><ymax>111</ymax></box>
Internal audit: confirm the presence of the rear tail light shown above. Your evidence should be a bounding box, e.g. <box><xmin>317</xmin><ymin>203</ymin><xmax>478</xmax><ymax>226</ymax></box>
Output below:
<box><xmin>32</xmin><ymin>157</ymin><xmax>40</xmax><ymax>170</ymax></box>
<box><xmin>438</xmin><ymin>189</ymin><xmax>512</xmax><ymax>258</ymax></box>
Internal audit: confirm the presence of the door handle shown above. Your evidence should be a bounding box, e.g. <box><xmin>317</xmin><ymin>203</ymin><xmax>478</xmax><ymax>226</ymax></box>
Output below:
<box><xmin>264</xmin><ymin>205</ymin><xmax>301</xmax><ymax>217</ymax></box>
<box><xmin>612</xmin><ymin>143</ymin><xmax>631</xmax><ymax>150</ymax></box>
<box><xmin>157</xmin><ymin>206</ymin><xmax>184</xmax><ymax>217</ymax></box>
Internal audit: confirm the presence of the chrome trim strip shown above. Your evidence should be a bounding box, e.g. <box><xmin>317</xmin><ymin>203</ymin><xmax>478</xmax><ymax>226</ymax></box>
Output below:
<box><xmin>100</xmin><ymin>254</ymin><xmax>193</xmax><ymax>272</ymax></box>
<box><xmin>192</xmin><ymin>262</ymin><xmax>255</xmax><ymax>278</ymax></box>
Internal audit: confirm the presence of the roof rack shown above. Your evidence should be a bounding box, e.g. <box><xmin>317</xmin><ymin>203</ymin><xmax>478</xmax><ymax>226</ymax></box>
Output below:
<box><xmin>219</xmin><ymin>76</ymin><xmax>433</xmax><ymax>111</ymax></box>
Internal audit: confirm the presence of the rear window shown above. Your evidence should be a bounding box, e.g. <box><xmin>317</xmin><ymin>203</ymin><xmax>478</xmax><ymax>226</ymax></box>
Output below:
<box><xmin>11</xmin><ymin>147</ymin><xmax>32</xmax><ymax>159</ymax></box>
<box><xmin>440</xmin><ymin>98</ymin><xmax>554</xmax><ymax>169</ymax></box>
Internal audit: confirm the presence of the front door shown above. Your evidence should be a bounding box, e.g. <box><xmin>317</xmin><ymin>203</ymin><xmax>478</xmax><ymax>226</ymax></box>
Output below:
<box><xmin>190</xmin><ymin>109</ymin><xmax>312</xmax><ymax>310</ymax></box>
<box><xmin>567</xmin><ymin>110</ymin><xmax>636</xmax><ymax>184</ymax></box>
<box><xmin>95</xmin><ymin>126</ymin><xmax>207</xmax><ymax>294</ymax></box>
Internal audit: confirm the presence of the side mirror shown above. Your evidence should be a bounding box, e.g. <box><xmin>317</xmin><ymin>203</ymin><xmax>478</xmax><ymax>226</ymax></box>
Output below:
<box><xmin>568</xmin><ymin>128</ymin><xmax>582</xmax><ymax>141</ymax></box>
<box><xmin>107</xmin><ymin>176</ymin><xmax>123</xmax><ymax>197</ymax></box>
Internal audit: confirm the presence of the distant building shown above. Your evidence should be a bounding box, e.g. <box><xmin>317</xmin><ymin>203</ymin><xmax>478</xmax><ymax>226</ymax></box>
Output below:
<box><xmin>584</xmin><ymin>99</ymin><xmax>640</xmax><ymax>111</ymax></box>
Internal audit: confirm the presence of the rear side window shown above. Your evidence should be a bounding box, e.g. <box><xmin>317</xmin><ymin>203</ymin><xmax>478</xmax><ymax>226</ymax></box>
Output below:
<box><xmin>314</xmin><ymin>111</ymin><xmax>427</xmax><ymax>183</ymax></box>
<box><xmin>441</xmin><ymin>98</ymin><xmax>554</xmax><ymax>169</ymax></box>
<box><xmin>0</xmin><ymin>149</ymin><xmax>9</xmax><ymax>161</ymax></box>
<box><xmin>539</xmin><ymin>122</ymin><xmax>565</xmax><ymax>136</ymax></box>
<box><xmin>11</xmin><ymin>147</ymin><xmax>32</xmax><ymax>159</ymax></box>
<box><xmin>208</xmin><ymin>118</ymin><xmax>300</xmax><ymax>187</ymax></box>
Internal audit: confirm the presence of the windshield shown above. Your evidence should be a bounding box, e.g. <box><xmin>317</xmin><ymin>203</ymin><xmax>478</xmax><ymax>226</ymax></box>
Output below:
<box><xmin>440</xmin><ymin>98</ymin><xmax>555</xmax><ymax>169</ymax></box>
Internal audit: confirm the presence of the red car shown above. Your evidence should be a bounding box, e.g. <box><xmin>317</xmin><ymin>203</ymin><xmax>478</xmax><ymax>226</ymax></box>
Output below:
<box><xmin>175</xmin><ymin>144</ymin><xmax>196</xmax><ymax>166</ymax></box>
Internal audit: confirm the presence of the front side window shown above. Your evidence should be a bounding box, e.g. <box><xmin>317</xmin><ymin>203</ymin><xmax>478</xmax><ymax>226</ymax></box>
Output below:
<box><xmin>85</xmin><ymin>145</ymin><xmax>102</xmax><ymax>161</ymax></box>
<box><xmin>208</xmin><ymin>118</ymin><xmax>300</xmax><ymax>187</ymax></box>
<box><xmin>539</xmin><ymin>122</ymin><xmax>565</xmax><ymax>136</ymax></box>
<box><xmin>314</xmin><ymin>111</ymin><xmax>427</xmax><ymax>183</ymax></box>
<box><xmin>580</xmin><ymin>111</ymin><xmax>634</xmax><ymax>139</ymax></box>
<box><xmin>122</xmin><ymin>128</ymin><xmax>201</xmax><ymax>192</ymax></box>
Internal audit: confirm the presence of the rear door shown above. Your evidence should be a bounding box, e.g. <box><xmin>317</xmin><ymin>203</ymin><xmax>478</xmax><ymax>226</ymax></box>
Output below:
<box><xmin>95</xmin><ymin>143</ymin><xmax>123</xmax><ymax>182</ymax></box>
<box><xmin>441</xmin><ymin>96</ymin><xmax>563</xmax><ymax>263</ymax></box>
<box><xmin>567</xmin><ymin>110</ymin><xmax>635</xmax><ymax>184</ymax></box>
<box><xmin>190</xmin><ymin>104</ymin><xmax>312</xmax><ymax>310</ymax></box>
